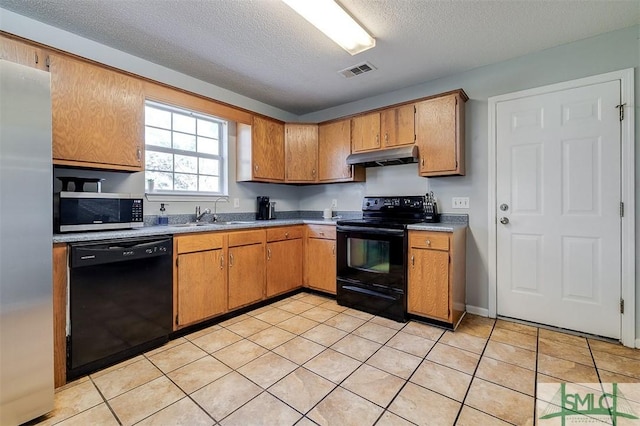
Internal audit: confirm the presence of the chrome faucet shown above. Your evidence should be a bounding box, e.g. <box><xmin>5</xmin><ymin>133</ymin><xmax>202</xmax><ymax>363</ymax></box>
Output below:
<box><xmin>195</xmin><ymin>206</ymin><xmax>211</xmax><ymax>222</ymax></box>
<box><xmin>211</xmin><ymin>197</ymin><xmax>227</xmax><ymax>222</ymax></box>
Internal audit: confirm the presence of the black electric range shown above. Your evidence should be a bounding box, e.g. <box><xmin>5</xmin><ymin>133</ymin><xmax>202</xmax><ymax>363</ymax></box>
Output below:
<box><xmin>335</xmin><ymin>196</ymin><xmax>426</xmax><ymax>322</ymax></box>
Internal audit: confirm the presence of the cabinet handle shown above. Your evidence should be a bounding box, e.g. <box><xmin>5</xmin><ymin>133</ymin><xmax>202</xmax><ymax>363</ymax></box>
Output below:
<box><xmin>319</xmin><ymin>232</ymin><xmax>325</xmax><ymax>236</ymax></box>
<box><xmin>220</xmin><ymin>254</ymin><xmax>224</xmax><ymax>269</ymax></box>
<box><xmin>267</xmin><ymin>247</ymin><xmax>271</xmax><ymax>260</ymax></box>
<box><xmin>254</xmin><ymin>164</ymin><xmax>259</xmax><ymax>172</ymax></box>
<box><xmin>34</xmin><ymin>52</ymin><xmax>39</xmax><ymax>65</ymax></box>
<box><xmin>384</xmin><ymin>132</ymin><xmax>388</xmax><ymax>143</ymax></box>
<box><xmin>285</xmin><ymin>232</ymin><xmax>289</xmax><ymax>238</ymax></box>
<box><xmin>312</xmin><ymin>169</ymin><xmax>316</xmax><ymax>177</ymax></box>
<box><xmin>411</xmin><ymin>255</ymin><xmax>415</xmax><ymax>266</ymax></box>
<box><xmin>332</xmin><ymin>245</ymin><xmax>335</xmax><ymax>256</ymax></box>
<box><xmin>137</xmin><ymin>148</ymin><xmax>142</xmax><ymax>161</ymax></box>
<box><xmin>426</xmin><ymin>239</ymin><xmax>431</xmax><ymax>246</ymax></box>
<box><xmin>421</xmin><ymin>158</ymin><xmax>425</xmax><ymax>166</ymax></box>
<box><xmin>229</xmin><ymin>252</ymin><xmax>234</xmax><ymax>267</ymax></box>
<box><xmin>376</xmin><ymin>134</ymin><xmax>379</xmax><ymax>145</ymax></box>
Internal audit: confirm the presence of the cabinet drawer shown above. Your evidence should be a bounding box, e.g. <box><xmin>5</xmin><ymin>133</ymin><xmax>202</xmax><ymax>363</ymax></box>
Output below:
<box><xmin>176</xmin><ymin>233</ymin><xmax>224</xmax><ymax>254</ymax></box>
<box><xmin>228</xmin><ymin>229</ymin><xmax>264</xmax><ymax>247</ymax></box>
<box><xmin>409</xmin><ymin>231</ymin><xmax>449</xmax><ymax>251</ymax></box>
<box><xmin>266</xmin><ymin>226</ymin><xmax>304</xmax><ymax>242</ymax></box>
<box><xmin>306</xmin><ymin>225</ymin><xmax>336</xmax><ymax>240</ymax></box>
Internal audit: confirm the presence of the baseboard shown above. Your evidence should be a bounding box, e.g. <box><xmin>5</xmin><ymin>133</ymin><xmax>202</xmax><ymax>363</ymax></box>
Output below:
<box><xmin>466</xmin><ymin>305</ymin><xmax>490</xmax><ymax>317</ymax></box>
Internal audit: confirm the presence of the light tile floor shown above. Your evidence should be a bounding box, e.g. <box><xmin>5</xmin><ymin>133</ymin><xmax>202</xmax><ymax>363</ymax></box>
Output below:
<box><xmin>35</xmin><ymin>293</ymin><xmax>640</xmax><ymax>425</ymax></box>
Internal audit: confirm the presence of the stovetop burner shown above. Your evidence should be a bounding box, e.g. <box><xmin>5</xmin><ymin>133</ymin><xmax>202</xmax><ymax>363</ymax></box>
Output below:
<box><xmin>337</xmin><ymin>196</ymin><xmax>426</xmax><ymax>229</ymax></box>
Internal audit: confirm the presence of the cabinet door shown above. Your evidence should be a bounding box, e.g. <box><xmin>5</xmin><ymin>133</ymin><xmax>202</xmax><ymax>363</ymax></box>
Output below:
<box><xmin>228</xmin><ymin>243</ymin><xmax>265</xmax><ymax>309</ymax></box>
<box><xmin>285</xmin><ymin>124</ymin><xmax>318</xmax><ymax>182</ymax></box>
<box><xmin>415</xmin><ymin>94</ymin><xmax>464</xmax><ymax>176</ymax></box>
<box><xmin>267</xmin><ymin>238</ymin><xmax>303</xmax><ymax>297</ymax></box>
<box><xmin>53</xmin><ymin>244</ymin><xmax>67</xmax><ymax>388</ymax></box>
<box><xmin>0</xmin><ymin>35</ymin><xmax>47</xmax><ymax>70</ymax></box>
<box><xmin>318</xmin><ymin>119</ymin><xmax>362</xmax><ymax>182</ymax></box>
<box><xmin>351</xmin><ymin>112</ymin><xmax>380</xmax><ymax>152</ymax></box>
<box><xmin>407</xmin><ymin>247</ymin><xmax>450</xmax><ymax>321</ymax></box>
<box><xmin>50</xmin><ymin>54</ymin><xmax>144</xmax><ymax>171</ymax></box>
<box><xmin>381</xmin><ymin>104</ymin><xmax>415</xmax><ymax>148</ymax></box>
<box><xmin>177</xmin><ymin>249</ymin><xmax>227</xmax><ymax>326</ymax></box>
<box><xmin>252</xmin><ymin>116</ymin><xmax>285</xmax><ymax>181</ymax></box>
<box><xmin>305</xmin><ymin>238</ymin><xmax>336</xmax><ymax>294</ymax></box>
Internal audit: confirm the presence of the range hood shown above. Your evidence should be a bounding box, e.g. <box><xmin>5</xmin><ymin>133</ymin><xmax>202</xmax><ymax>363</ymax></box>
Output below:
<box><xmin>346</xmin><ymin>145</ymin><xmax>419</xmax><ymax>167</ymax></box>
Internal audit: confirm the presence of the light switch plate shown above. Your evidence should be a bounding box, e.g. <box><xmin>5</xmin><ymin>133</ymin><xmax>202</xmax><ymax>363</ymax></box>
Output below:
<box><xmin>452</xmin><ymin>197</ymin><xmax>469</xmax><ymax>209</ymax></box>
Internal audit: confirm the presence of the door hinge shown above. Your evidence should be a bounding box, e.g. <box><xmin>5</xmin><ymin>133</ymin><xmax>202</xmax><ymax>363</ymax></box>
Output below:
<box><xmin>616</xmin><ymin>103</ymin><xmax>626</xmax><ymax>121</ymax></box>
<box><xmin>620</xmin><ymin>298</ymin><xmax>624</xmax><ymax>314</ymax></box>
<box><xmin>620</xmin><ymin>202</ymin><xmax>624</xmax><ymax>217</ymax></box>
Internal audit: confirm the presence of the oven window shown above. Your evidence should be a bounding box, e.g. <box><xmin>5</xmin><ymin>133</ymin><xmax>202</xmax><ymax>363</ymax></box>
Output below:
<box><xmin>347</xmin><ymin>238</ymin><xmax>390</xmax><ymax>273</ymax></box>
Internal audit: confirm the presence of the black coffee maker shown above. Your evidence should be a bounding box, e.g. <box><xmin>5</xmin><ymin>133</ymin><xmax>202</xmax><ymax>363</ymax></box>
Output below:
<box><xmin>256</xmin><ymin>196</ymin><xmax>270</xmax><ymax>220</ymax></box>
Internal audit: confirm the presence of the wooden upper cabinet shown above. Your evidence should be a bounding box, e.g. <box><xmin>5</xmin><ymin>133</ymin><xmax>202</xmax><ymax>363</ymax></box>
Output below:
<box><xmin>351</xmin><ymin>112</ymin><xmax>381</xmax><ymax>152</ymax></box>
<box><xmin>50</xmin><ymin>54</ymin><xmax>144</xmax><ymax>171</ymax></box>
<box><xmin>0</xmin><ymin>35</ymin><xmax>48</xmax><ymax>71</ymax></box>
<box><xmin>237</xmin><ymin>115</ymin><xmax>285</xmax><ymax>182</ymax></box>
<box><xmin>318</xmin><ymin>119</ymin><xmax>365</xmax><ymax>183</ymax></box>
<box><xmin>381</xmin><ymin>104</ymin><xmax>415</xmax><ymax>148</ymax></box>
<box><xmin>415</xmin><ymin>91</ymin><xmax>466</xmax><ymax>176</ymax></box>
<box><xmin>285</xmin><ymin>123</ymin><xmax>318</xmax><ymax>183</ymax></box>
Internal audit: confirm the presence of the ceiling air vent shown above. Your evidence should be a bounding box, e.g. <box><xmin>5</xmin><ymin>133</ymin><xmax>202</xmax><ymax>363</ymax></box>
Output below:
<box><xmin>339</xmin><ymin>62</ymin><xmax>376</xmax><ymax>78</ymax></box>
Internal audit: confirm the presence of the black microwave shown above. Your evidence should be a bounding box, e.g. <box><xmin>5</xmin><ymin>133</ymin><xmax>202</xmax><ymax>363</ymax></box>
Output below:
<box><xmin>54</xmin><ymin>192</ymin><xmax>144</xmax><ymax>233</ymax></box>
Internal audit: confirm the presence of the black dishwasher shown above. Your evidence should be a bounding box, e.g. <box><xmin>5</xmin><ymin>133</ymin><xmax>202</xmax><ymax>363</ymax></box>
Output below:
<box><xmin>68</xmin><ymin>236</ymin><xmax>173</xmax><ymax>379</ymax></box>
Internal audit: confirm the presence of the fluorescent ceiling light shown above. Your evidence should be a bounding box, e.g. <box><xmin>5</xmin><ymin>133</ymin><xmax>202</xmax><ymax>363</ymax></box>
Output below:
<box><xmin>283</xmin><ymin>0</ymin><xmax>376</xmax><ymax>55</ymax></box>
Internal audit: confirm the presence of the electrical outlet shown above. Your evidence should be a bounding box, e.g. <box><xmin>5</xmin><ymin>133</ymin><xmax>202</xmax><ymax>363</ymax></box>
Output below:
<box><xmin>452</xmin><ymin>197</ymin><xmax>470</xmax><ymax>209</ymax></box>
<box><xmin>233</xmin><ymin>198</ymin><xmax>240</xmax><ymax>208</ymax></box>
<box><xmin>331</xmin><ymin>199</ymin><xmax>337</xmax><ymax>209</ymax></box>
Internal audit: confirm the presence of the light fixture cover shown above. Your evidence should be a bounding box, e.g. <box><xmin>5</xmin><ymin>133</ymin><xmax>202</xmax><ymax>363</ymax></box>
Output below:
<box><xmin>283</xmin><ymin>0</ymin><xmax>376</xmax><ymax>55</ymax></box>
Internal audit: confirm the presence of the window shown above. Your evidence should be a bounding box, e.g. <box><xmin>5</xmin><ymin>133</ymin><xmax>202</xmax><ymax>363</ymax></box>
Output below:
<box><xmin>144</xmin><ymin>101</ymin><xmax>228</xmax><ymax>196</ymax></box>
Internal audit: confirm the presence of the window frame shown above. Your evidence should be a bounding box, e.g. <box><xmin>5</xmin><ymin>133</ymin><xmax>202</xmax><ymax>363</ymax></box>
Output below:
<box><xmin>144</xmin><ymin>100</ymin><xmax>229</xmax><ymax>198</ymax></box>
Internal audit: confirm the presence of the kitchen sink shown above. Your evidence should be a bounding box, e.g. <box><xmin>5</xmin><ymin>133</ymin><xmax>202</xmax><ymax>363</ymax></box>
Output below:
<box><xmin>218</xmin><ymin>220</ymin><xmax>257</xmax><ymax>225</ymax></box>
<box><xmin>170</xmin><ymin>222</ymin><xmax>209</xmax><ymax>227</ymax></box>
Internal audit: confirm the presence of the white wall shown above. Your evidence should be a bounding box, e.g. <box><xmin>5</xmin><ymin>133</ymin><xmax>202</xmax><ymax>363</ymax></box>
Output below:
<box><xmin>2</xmin><ymin>10</ymin><xmax>638</xmax><ymax>338</ymax></box>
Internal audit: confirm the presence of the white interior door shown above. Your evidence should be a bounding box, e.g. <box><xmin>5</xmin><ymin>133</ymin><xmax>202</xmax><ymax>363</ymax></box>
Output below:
<box><xmin>496</xmin><ymin>80</ymin><xmax>621</xmax><ymax>338</ymax></box>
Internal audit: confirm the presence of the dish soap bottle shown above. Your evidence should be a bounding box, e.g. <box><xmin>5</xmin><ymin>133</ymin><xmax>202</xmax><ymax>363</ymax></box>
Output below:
<box><xmin>158</xmin><ymin>203</ymin><xmax>169</xmax><ymax>226</ymax></box>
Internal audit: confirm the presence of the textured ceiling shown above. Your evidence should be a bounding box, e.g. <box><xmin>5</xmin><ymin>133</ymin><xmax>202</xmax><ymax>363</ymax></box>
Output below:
<box><xmin>2</xmin><ymin>0</ymin><xmax>638</xmax><ymax>115</ymax></box>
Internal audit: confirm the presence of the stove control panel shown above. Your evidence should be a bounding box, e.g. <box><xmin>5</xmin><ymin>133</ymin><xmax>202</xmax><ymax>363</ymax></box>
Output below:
<box><xmin>362</xmin><ymin>196</ymin><xmax>425</xmax><ymax>212</ymax></box>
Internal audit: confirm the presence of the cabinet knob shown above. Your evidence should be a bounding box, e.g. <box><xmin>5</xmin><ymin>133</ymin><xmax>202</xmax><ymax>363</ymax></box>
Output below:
<box><xmin>312</xmin><ymin>169</ymin><xmax>316</xmax><ymax>177</ymax></box>
<box><xmin>285</xmin><ymin>232</ymin><xmax>289</xmax><ymax>238</ymax></box>
<box><xmin>425</xmin><ymin>239</ymin><xmax>431</xmax><ymax>246</ymax></box>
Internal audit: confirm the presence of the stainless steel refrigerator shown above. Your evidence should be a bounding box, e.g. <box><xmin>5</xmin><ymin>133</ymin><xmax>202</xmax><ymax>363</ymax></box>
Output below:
<box><xmin>0</xmin><ymin>60</ymin><xmax>54</xmax><ymax>424</ymax></box>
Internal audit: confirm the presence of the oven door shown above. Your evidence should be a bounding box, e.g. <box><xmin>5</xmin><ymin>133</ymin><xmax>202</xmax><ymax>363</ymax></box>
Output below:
<box><xmin>336</xmin><ymin>225</ymin><xmax>407</xmax><ymax>321</ymax></box>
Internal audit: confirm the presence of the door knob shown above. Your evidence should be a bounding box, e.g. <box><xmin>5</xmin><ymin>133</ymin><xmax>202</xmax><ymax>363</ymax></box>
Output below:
<box><xmin>499</xmin><ymin>217</ymin><xmax>509</xmax><ymax>225</ymax></box>
<box><xmin>500</xmin><ymin>203</ymin><xmax>509</xmax><ymax>211</ymax></box>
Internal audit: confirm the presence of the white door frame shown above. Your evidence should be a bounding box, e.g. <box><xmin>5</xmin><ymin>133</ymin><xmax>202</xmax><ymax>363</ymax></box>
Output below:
<box><xmin>487</xmin><ymin>69</ymin><xmax>636</xmax><ymax>347</ymax></box>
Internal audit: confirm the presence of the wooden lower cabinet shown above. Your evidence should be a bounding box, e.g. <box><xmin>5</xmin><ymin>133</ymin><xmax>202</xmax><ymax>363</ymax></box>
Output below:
<box><xmin>228</xmin><ymin>230</ymin><xmax>266</xmax><ymax>310</ymax></box>
<box><xmin>175</xmin><ymin>233</ymin><xmax>227</xmax><ymax>327</ymax></box>
<box><xmin>407</xmin><ymin>229</ymin><xmax>466</xmax><ymax>327</ymax></box>
<box><xmin>53</xmin><ymin>243</ymin><xmax>67</xmax><ymax>388</ymax></box>
<box><xmin>304</xmin><ymin>225</ymin><xmax>337</xmax><ymax>294</ymax></box>
<box><xmin>177</xmin><ymin>249</ymin><xmax>227</xmax><ymax>326</ymax></box>
<box><xmin>266</xmin><ymin>226</ymin><xmax>303</xmax><ymax>297</ymax></box>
